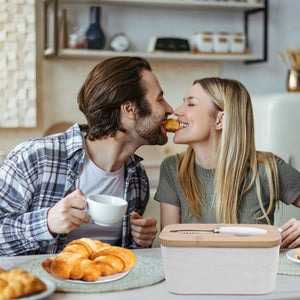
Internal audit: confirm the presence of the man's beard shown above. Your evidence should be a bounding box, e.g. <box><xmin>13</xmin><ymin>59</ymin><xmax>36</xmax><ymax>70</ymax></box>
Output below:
<box><xmin>135</xmin><ymin>118</ymin><xmax>168</xmax><ymax>145</ymax></box>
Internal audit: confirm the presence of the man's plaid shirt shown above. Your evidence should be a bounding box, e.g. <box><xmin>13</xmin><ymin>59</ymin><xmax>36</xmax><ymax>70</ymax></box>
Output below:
<box><xmin>0</xmin><ymin>124</ymin><xmax>149</xmax><ymax>256</ymax></box>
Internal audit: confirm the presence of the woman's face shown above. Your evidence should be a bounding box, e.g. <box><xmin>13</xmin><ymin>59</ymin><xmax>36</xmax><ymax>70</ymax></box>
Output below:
<box><xmin>173</xmin><ymin>83</ymin><xmax>218</xmax><ymax>146</ymax></box>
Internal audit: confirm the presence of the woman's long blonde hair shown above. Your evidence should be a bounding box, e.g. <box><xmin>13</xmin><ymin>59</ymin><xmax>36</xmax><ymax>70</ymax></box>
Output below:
<box><xmin>177</xmin><ymin>78</ymin><xmax>279</xmax><ymax>224</ymax></box>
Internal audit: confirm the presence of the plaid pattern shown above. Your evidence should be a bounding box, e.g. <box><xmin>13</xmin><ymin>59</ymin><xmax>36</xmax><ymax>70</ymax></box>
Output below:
<box><xmin>0</xmin><ymin>124</ymin><xmax>149</xmax><ymax>256</ymax></box>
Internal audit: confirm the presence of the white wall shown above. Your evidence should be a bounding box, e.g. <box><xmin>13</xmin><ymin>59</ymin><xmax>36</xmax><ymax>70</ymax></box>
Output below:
<box><xmin>222</xmin><ymin>0</ymin><xmax>300</xmax><ymax>96</ymax></box>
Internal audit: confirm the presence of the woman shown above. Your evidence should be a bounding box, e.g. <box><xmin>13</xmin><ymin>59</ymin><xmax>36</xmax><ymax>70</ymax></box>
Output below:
<box><xmin>155</xmin><ymin>77</ymin><xmax>300</xmax><ymax>249</ymax></box>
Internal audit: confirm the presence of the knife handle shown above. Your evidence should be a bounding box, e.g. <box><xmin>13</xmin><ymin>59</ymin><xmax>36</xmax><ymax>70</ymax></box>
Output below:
<box><xmin>215</xmin><ymin>227</ymin><xmax>267</xmax><ymax>235</ymax></box>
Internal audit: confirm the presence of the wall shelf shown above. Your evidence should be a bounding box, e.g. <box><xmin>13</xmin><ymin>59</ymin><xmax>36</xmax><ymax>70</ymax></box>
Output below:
<box><xmin>43</xmin><ymin>0</ymin><xmax>268</xmax><ymax>63</ymax></box>
<box><xmin>57</xmin><ymin>48</ymin><xmax>262</xmax><ymax>62</ymax></box>
<box><xmin>57</xmin><ymin>0</ymin><xmax>264</xmax><ymax>11</ymax></box>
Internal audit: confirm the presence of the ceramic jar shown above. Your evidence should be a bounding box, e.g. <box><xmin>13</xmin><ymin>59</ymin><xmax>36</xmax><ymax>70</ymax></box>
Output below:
<box><xmin>212</xmin><ymin>32</ymin><xmax>229</xmax><ymax>53</ymax></box>
<box><xmin>194</xmin><ymin>32</ymin><xmax>213</xmax><ymax>53</ymax></box>
<box><xmin>229</xmin><ymin>33</ymin><xmax>246</xmax><ymax>53</ymax></box>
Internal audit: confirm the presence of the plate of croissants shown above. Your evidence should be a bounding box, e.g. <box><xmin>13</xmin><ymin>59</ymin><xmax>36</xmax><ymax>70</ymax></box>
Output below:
<box><xmin>41</xmin><ymin>238</ymin><xmax>136</xmax><ymax>283</ymax></box>
<box><xmin>0</xmin><ymin>268</ymin><xmax>55</xmax><ymax>300</ymax></box>
<box><xmin>11</xmin><ymin>238</ymin><xmax>164</xmax><ymax>293</ymax></box>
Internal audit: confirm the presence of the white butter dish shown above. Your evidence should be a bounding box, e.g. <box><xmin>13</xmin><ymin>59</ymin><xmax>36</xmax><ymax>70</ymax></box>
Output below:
<box><xmin>159</xmin><ymin>223</ymin><xmax>281</xmax><ymax>295</ymax></box>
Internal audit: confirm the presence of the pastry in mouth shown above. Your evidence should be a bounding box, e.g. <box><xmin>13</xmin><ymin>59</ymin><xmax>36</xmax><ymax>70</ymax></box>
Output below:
<box><xmin>163</xmin><ymin>119</ymin><xmax>184</xmax><ymax>132</ymax></box>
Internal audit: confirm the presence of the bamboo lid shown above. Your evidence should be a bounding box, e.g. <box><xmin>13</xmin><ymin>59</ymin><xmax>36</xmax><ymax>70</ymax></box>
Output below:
<box><xmin>159</xmin><ymin>224</ymin><xmax>281</xmax><ymax>248</ymax></box>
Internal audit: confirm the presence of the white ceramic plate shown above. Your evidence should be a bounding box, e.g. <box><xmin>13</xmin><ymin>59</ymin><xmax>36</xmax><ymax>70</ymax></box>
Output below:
<box><xmin>64</xmin><ymin>270</ymin><xmax>129</xmax><ymax>284</ymax></box>
<box><xmin>15</xmin><ymin>278</ymin><xmax>56</xmax><ymax>300</ymax></box>
<box><xmin>286</xmin><ymin>248</ymin><xmax>300</xmax><ymax>264</ymax></box>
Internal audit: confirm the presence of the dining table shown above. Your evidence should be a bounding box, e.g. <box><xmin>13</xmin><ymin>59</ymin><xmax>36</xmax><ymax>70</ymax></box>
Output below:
<box><xmin>1</xmin><ymin>247</ymin><xmax>300</xmax><ymax>300</ymax></box>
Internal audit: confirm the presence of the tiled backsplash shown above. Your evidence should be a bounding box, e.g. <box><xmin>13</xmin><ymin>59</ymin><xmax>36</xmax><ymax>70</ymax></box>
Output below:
<box><xmin>0</xmin><ymin>0</ymin><xmax>36</xmax><ymax>127</ymax></box>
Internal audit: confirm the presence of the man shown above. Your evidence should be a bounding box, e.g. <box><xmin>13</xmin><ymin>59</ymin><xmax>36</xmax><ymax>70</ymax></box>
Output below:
<box><xmin>0</xmin><ymin>56</ymin><xmax>173</xmax><ymax>256</ymax></box>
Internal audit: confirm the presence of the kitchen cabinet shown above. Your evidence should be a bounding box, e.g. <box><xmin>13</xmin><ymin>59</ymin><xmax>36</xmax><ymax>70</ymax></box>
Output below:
<box><xmin>43</xmin><ymin>0</ymin><xmax>268</xmax><ymax>63</ymax></box>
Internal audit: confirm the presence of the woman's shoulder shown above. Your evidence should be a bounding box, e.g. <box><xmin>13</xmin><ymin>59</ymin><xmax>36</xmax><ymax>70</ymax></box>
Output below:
<box><xmin>162</xmin><ymin>153</ymin><xmax>178</xmax><ymax>165</ymax></box>
<box><xmin>257</xmin><ymin>154</ymin><xmax>293</xmax><ymax>169</ymax></box>
<box><xmin>160</xmin><ymin>154</ymin><xmax>179</xmax><ymax>174</ymax></box>
<box><xmin>257</xmin><ymin>153</ymin><xmax>300</xmax><ymax>179</ymax></box>
<box><xmin>275</xmin><ymin>156</ymin><xmax>300</xmax><ymax>177</ymax></box>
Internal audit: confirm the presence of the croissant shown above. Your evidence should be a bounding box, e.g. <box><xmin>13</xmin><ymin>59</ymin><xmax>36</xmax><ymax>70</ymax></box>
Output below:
<box><xmin>42</xmin><ymin>238</ymin><xmax>136</xmax><ymax>281</ymax></box>
<box><xmin>294</xmin><ymin>248</ymin><xmax>300</xmax><ymax>259</ymax></box>
<box><xmin>0</xmin><ymin>269</ymin><xmax>46</xmax><ymax>300</ymax></box>
<box><xmin>61</xmin><ymin>238</ymin><xmax>110</xmax><ymax>258</ymax></box>
<box><xmin>41</xmin><ymin>238</ymin><xmax>107</xmax><ymax>281</ymax></box>
<box><xmin>42</xmin><ymin>252</ymin><xmax>102</xmax><ymax>281</ymax></box>
<box><xmin>163</xmin><ymin>119</ymin><xmax>183</xmax><ymax>132</ymax></box>
<box><xmin>92</xmin><ymin>246</ymin><xmax>136</xmax><ymax>276</ymax></box>
<box><xmin>0</xmin><ymin>268</ymin><xmax>6</xmax><ymax>275</ymax></box>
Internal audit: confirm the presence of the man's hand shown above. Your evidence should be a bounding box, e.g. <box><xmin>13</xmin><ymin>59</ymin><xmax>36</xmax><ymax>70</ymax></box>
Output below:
<box><xmin>47</xmin><ymin>189</ymin><xmax>90</xmax><ymax>235</ymax></box>
<box><xmin>130</xmin><ymin>211</ymin><xmax>157</xmax><ymax>247</ymax></box>
<box><xmin>280</xmin><ymin>218</ymin><xmax>300</xmax><ymax>249</ymax></box>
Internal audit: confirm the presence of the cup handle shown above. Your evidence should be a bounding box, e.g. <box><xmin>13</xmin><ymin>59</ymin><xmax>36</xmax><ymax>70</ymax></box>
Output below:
<box><xmin>83</xmin><ymin>198</ymin><xmax>89</xmax><ymax>213</ymax></box>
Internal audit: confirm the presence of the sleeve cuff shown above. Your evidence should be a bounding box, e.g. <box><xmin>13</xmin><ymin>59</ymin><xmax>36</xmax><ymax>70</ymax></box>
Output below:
<box><xmin>24</xmin><ymin>208</ymin><xmax>58</xmax><ymax>241</ymax></box>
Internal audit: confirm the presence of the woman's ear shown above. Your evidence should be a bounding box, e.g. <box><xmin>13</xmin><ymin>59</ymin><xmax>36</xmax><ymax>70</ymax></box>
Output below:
<box><xmin>120</xmin><ymin>101</ymin><xmax>136</xmax><ymax>120</ymax></box>
<box><xmin>215</xmin><ymin>111</ymin><xmax>224</xmax><ymax>130</ymax></box>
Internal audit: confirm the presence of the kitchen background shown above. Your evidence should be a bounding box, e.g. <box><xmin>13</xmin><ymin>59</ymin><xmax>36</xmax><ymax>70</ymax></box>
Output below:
<box><xmin>1</xmin><ymin>0</ymin><xmax>300</xmax><ymax>244</ymax></box>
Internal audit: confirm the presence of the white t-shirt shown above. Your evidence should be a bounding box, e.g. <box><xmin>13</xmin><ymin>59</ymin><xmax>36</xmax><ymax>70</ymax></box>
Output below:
<box><xmin>65</xmin><ymin>151</ymin><xmax>125</xmax><ymax>245</ymax></box>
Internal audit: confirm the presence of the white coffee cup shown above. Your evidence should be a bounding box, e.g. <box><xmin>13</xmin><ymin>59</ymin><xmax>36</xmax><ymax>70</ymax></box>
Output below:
<box><xmin>85</xmin><ymin>194</ymin><xmax>128</xmax><ymax>226</ymax></box>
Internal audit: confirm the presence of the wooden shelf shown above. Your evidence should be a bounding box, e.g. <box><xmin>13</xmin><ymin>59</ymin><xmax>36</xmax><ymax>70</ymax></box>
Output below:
<box><xmin>43</xmin><ymin>0</ymin><xmax>267</xmax><ymax>63</ymax></box>
<box><xmin>56</xmin><ymin>48</ymin><xmax>262</xmax><ymax>62</ymax></box>
<box><xmin>59</xmin><ymin>0</ymin><xmax>264</xmax><ymax>11</ymax></box>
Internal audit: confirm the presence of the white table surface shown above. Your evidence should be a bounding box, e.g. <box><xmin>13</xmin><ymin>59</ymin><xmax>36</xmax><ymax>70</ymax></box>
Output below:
<box><xmin>2</xmin><ymin>248</ymin><xmax>300</xmax><ymax>300</ymax></box>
